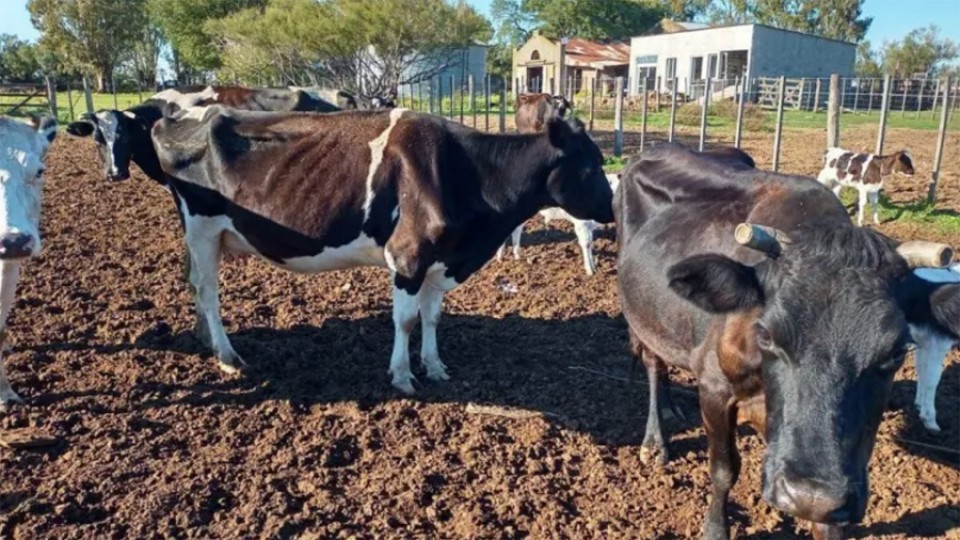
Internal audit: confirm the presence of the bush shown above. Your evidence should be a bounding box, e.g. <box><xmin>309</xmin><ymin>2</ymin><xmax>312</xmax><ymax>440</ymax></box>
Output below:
<box><xmin>675</xmin><ymin>99</ymin><xmax>767</xmax><ymax>131</ymax></box>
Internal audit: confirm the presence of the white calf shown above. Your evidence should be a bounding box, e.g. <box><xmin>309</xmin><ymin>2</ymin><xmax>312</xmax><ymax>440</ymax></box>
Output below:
<box><xmin>497</xmin><ymin>173</ymin><xmax>620</xmax><ymax>276</ymax></box>
<box><xmin>909</xmin><ymin>263</ymin><xmax>960</xmax><ymax>433</ymax></box>
<box><xmin>816</xmin><ymin>147</ymin><xmax>915</xmax><ymax>226</ymax></box>
<box><xmin>0</xmin><ymin>115</ymin><xmax>57</xmax><ymax>408</ymax></box>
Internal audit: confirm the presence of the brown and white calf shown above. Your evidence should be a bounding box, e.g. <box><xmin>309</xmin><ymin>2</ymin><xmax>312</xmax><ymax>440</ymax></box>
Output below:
<box><xmin>150</xmin><ymin>107</ymin><xmax>614</xmax><ymax>393</ymax></box>
<box><xmin>0</xmin><ymin>115</ymin><xmax>57</xmax><ymax>408</ymax></box>
<box><xmin>817</xmin><ymin>147</ymin><xmax>915</xmax><ymax>226</ymax></box>
<box><xmin>515</xmin><ymin>93</ymin><xmax>570</xmax><ymax>134</ymax></box>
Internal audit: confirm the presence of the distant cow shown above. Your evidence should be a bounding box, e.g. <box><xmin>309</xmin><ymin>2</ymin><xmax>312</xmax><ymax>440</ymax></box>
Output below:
<box><xmin>150</xmin><ymin>107</ymin><xmax>614</xmax><ymax>393</ymax></box>
<box><xmin>515</xmin><ymin>93</ymin><xmax>570</xmax><ymax>134</ymax></box>
<box><xmin>65</xmin><ymin>85</ymin><xmax>341</xmax><ymax>182</ymax></box>
<box><xmin>0</xmin><ymin>115</ymin><xmax>57</xmax><ymax>408</ymax></box>
<box><xmin>291</xmin><ymin>87</ymin><xmax>396</xmax><ymax>111</ymax></box>
<box><xmin>617</xmin><ymin>143</ymin><xmax>956</xmax><ymax>539</ymax></box>
<box><xmin>904</xmin><ymin>263</ymin><xmax>960</xmax><ymax>433</ymax></box>
<box><xmin>817</xmin><ymin>147</ymin><xmax>915</xmax><ymax>226</ymax></box>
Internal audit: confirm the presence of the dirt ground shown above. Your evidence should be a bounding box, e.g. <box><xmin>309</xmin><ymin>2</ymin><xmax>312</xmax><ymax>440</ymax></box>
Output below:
<box><xmin>0</xmin><ymin>124</ymin><xmax>957</xmax><ymax>540</ymax></box>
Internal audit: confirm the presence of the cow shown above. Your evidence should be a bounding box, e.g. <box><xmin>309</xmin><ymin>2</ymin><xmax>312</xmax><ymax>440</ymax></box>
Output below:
<box><xmin>496</xmin><ymin>173</ymin><xmax>620</xmax><ymax>275</ymax></box>
<box><xmin>290</xmin><ymin>87</ymin><xmax>396</xmax><ymax>111</ymax></box>
<box><xmin>0</xmin><ymin>115</ymin><xmax>57</xmax><ymax>409</ymax></box>
<box><xmin>904</xmin><ymin>263</ymin><xmax>960</xmax><ymax>433</ymax></box>
<box><xmin>65</xmin><ymin>85</ymin><xmax>341</xmax><ymax>182</ymax></box>
<box><xmin>149</xmin><ymin>106</ymin><xmax>614</xmax><ymax>394</ymax></box>
<box><xmin>616</xmin><ymin>143</ymin><xmax>957</xmax><ymax>540</ymax></box>
<box><xmin>817</xmin><ymin>147</ymin><xmax>915</xmax><ymax>226</ymax></box>
<box><xmin>515</xmin><ymin>93</ymin><xmax>570</xmax><ymax>134</ymax></box>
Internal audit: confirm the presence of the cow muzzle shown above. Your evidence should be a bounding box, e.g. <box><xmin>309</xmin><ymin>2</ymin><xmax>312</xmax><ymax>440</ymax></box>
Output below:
<box><xmin>0</xmin><ymin>232</ymin><xmax>37</xmax><ymax>259</ymax></box>
<box><xmin>768</xmin><ymin>473</ymin><xmax>861</xmax><ymax>525</ymax></box>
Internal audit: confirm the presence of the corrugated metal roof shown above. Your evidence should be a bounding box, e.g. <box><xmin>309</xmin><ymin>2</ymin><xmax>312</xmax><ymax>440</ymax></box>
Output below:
<box><xmin>563</xmin><ymin>38</ymin><xmax>630</xmax><ymax>68</ymax></box>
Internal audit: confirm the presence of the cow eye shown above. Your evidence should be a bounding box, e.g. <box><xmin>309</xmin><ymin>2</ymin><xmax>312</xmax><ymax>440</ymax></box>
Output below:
<box><xmin>755</xmin><ymin>322</ymin><xmax>774</xmax><ymax>350</ymax></box>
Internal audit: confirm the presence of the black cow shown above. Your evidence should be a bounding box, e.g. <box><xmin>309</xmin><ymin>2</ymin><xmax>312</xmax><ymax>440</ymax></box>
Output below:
<box><xmin>65</xmin><ymin>86</ymin><xmax>340</xmax><ymax>182</ymax></box>
<box><xmin>150</xmin><ymin>106</ymin><xmax>614</xmax><ymax>394</ymax></box>
<box><xmin>616</xmin><ymin>143</ymin><xmax>957</xmax><ymax>539</ymax></box>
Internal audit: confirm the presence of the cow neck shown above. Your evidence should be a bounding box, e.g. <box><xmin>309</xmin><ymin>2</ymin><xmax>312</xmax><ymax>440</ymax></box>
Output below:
<box><xmin>127</xmin><ymin>103</ymin><xmax>167</xmax><ymax>183</ymax></box>
<box><xmin>459</xmin><ymin>130</ymin><xmax>558</xmax><ymax>217</ymax></box>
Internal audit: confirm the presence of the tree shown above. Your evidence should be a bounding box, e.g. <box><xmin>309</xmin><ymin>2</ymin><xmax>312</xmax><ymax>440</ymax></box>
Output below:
<box><xmin>523</xmin><ymin>0</ymin><xmax>662</xmax><ymax>41</ymax></box>
<box><xmin>150</xmin><ymin>0</ymin><xmax>267</xmax><ymax>76</ymax></box>
<box><xmin>882</xmin><ymin>26</ymin><xmax>958</xmax><ymax>78</ymax></box>
<box><xmin>707</xmin><ymin>0</ymin><xmax>871</xmax><ymax>43</ymax></box>
<box><xmin>855</xmin><ymin>40</ymin><xmax>882</xmax><ymax>77</ymax></box>
<box><xmin>0</xmin><ymin>35</ymin><xmax>42</xmax><ymax>82</ymax></box>
<box><xmin>28</xmin><ymin>0</ymin><xmax>149</xmax><ymax>91</ymax></box>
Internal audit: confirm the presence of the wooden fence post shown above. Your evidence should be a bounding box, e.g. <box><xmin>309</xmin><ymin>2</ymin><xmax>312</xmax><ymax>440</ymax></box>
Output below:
<box><xmin>827</xmin><ymin>74</ymin><xmax>841</xmax><ymax>148</ymax></box>
<box><xmin>448</xmin><ymin>76</ymin><xmax>455</xmax><ymax>120</ymax></box>
<box><xmin>799</xmin><ymin>77</ymin><xmax>807</xmax><ymax>110</ymax></box>
<box><xmin>813</xmin><ymin>78</ymin><xmax>822</xmax><ymax>112</ymax></box>
<box><xmin>613</xmin><ymin>77</ymin><xmax>624</xmax><ymax>157</ymax></box>
<box><xmin>640</xmin><ymin>76</ymin><xmax>648</xmax><ymax>150</ymax></box>
<box><xmin>112</xmin><ymin>73</ymin><xmax>118</xmax><ymax>110</ymax></box>
<box><xmin>773</xmin><ymin>76</ymin><xmax>786</xmax><ymax>172</ymax></box>
<box><xmin>45</xmin><ymin>76</ymin><xmax>58</xmax><ymax>119</ymax></box>
<box><xmin>82</xmin><ymin>76</ymin><xmax>94</xmax><ymax>115</ymax></box>
<box><xmin>66</xmin><ymin>79</ymin><xmax>75</xmax><ymax>121</ymax></box>
<box><xmin>735</xmin><ymin>75</ymin><xmax>747</xmax><ymax>148</ymax></box>
<box><xmin>930</xmin><ymin>79</ymin><xmax>941</xmax><ymax>120</ymax></box>
<box><xmin>655</xmin><ymin>76</ymin><xmax>661</xmax><ymax>112</ymax></box>
<box><xmin>900</xmin><ymin>79</ymin><xmax>908</xmax><ymax>117</ymax></box>
<box><xmin>588</xmin><ymin>77</ymin><xmax>596</xmax><ymax>133</ymax></box>
<box><xmin>853</xmin><ymin>78</ymin><xmax>861</xmax><ymax>112</ymax></box>
<box><xmin>929</xmin><ymin>76</ymin><xmax>951</xmax><ymax>203</ymax></box>
<box><xmin>668</xmin><ymin>77</ymin><xmax>678</xmax><ymax>142</ymax></box>
<box><xmin>699</xmin><ymin>77</ymin><xmax>711</xmax><ymax>152</ymax></box>
<box><xmin>499</xmin><ymin>81</ymin><xmax>507</xmax><ymax>133</ymax></box>
<box><xmin>469</xmin><ymin>75</ymin><xmax>476</xmax><ymax>128</ymax></box>
<box><xmin>876</xmin><ymin>74</ymin><xmax>891</xmax><ymax>155</ymax></box>
<box><xmin>459</xmin><ymin>78</ymin><xmax>465</xmax><ymax>124</ymax></box>
<box><xmin>484</xmin><ymin>75</ymin><xmax>491</xmax><ymax>131</ymax></box>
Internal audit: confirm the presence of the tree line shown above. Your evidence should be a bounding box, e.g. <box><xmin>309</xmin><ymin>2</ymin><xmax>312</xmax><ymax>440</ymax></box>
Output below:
<box><xmin>0</xmin><ymin>0</ymin><xmax>956</xmax><ymax>94</ymax></box>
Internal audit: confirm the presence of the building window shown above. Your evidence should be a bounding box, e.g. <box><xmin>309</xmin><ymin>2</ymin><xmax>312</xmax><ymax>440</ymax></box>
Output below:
<box><xmin>531</xmin><ymin>50</ymin><xmax>540</xmax><ymax>61</ymax></box>
<box><xmin>665</xmin><ymin>58</ymin><xmax>677</xmax><ymax>79</ymax></box>
<box><xmin>635</xmin><ymin>55</ymin><xmax>657</xmax><ymax>65</ymax></box>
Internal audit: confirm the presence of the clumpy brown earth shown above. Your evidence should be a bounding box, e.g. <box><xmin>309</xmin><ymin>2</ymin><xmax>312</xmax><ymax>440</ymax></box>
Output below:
<box><xmin>0</xmin><ymin>125</ymin><xmax>957</xmax><ymax>539</ymax></box>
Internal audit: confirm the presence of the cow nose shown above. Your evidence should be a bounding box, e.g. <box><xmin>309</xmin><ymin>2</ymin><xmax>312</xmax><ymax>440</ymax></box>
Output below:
<box><xmin>0</xmin><ymin>232</ymin><xmax>36</xmax><ymax>259</ymax></box>
<box><xmin>773</xmin><ymin>474</ymin><xmax>851</xmax><ymax>524</ymax></box>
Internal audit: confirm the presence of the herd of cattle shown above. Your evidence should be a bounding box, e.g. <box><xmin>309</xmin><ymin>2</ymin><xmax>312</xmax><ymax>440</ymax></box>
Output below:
<box><xmin>0</xmin><ymin>85</ymin><xmax>957</xmax><ymax>540</ymax></box>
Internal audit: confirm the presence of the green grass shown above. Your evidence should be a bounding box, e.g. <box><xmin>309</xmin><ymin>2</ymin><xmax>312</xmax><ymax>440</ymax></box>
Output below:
<box><xmin>603</xmin><ymin>155</ymin><xmax>629</xmax><ymax>173</ymax></box>
<box><xmin>837</xmin><ymin>188</ymin><xmax>960</xmax><ymax>235</ymax></box>
<box><xmin>0</xmin><ymin>92</ymin><xmax>147</xmax><ymax>125</ymax></box>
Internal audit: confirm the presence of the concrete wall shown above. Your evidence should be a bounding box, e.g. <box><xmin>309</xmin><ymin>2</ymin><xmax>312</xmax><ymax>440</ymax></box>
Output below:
<box><xmin>512</xmin><ymin>33</ymin><xmax>561</xmax><ymax>93</ymax></box>
<box><xmin>750</xmin><ymin>26</ymin><xmax>855</xmax><ymax>78</ymax></box>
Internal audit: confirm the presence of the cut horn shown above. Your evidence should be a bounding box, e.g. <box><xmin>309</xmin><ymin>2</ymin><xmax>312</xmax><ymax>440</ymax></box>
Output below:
<box><xmin>896</xmin><ymin>241</ymin><xmax>954</xmax><ymax>268</ymax></box>
<box><xmin>735</xmin><ymin>223</ymin><xmax>792</xmax><ymax>257</ymax></box>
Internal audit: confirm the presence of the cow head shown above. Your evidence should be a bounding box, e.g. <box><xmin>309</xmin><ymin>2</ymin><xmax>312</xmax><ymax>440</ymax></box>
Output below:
<box><xmin>66</xmin><ymin>110</ymin><xmax>138</xmax><ymax>181</ymax></box>
<box><xmin>0</xmin><ymin>115</ymin><xmax>57</xmax><ymax>259</ymax></box>
<box><xmin>550</xmin><ymin>95</ymin><xmax>570</xmax><ymax>119</ymax></box>
<box><xmin>668</xmin><ymin>224</ymin><xmax>956</xmax><ymax>528</ymax></box>
<box><xmin>544</xmin><ymin>117</ymin><xmax>614</xmax><ymax>224</ymax></box>
<box><xmin>884</xmin><ymin>150</ymin><xmax>915</xmax><ymax>177</ymax></box>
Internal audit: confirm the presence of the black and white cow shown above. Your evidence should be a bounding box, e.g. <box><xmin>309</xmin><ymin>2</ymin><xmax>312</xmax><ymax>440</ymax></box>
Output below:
<box><xmin>65</xmin><ymin>85</ymin><xmax>341</xmax><ymax>182</ymax></box>
<box><xmin>150</xmin><ymin>106</ymin><xmax>614</xmax><ymax>393</ymax></box>
<box><xmin>0</xmin><ymin>115</ymin><xmax>57</xmax><ymax>408</ymax></box>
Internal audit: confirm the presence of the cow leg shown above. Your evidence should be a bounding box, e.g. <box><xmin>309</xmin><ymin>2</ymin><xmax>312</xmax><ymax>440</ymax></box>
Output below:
<box><xmin>389</xmin><ymin>282</ymin><xmax>420</xmax><ymax>394</ymax></box>
<box><xmin>185</xmin><ymin>250</ymin><xmax>212</xmax><ymax>349</ymax></box>
<box><xmin>419</xmin><ymin>277</ymin><xmax>450</xmax><ymax>382</ymax></box>
<box><xmin>856</xmin><ymin>188</ymin><xmax>867</xmax><ymax>226</ymax></box>
<box><xmin>868</xmin><ymin>190</ymin><xmax>881</xmax><ymax>224</ymax></box>
<box><xmin>574</xmin><ymin>220</ymin><xmax>596</xmax><ymax>276</ymax></box>
<box><xmin>510</xmin><ymin>225</ymin><xmax>522</xmax><ymax>259</ymax></box>
<box><xmin>914</xmin><ymin>335</ymin><xmax>950</xmax><ymax>433</ymax></box>
<box><xmin>186</xmin><ymin>232</ymin><xmax>244</xmax><ymax>374</ymax></box>
<box><xmin>0</xmin><ymin>262</ymin><xmax>23</xmax><ymax>408</ymax></box>
<box><xmin>700</xmin><ymin>382</ymin><xmax>740</xmax><ymax>540</ymax></box>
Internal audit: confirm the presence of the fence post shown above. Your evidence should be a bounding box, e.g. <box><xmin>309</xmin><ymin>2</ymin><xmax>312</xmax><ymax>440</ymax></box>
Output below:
<box><xmin>448</xmin><ymin>76</ymin><xmax>455</xmax><ymax>120</ymax></box>
<box><xmin>930</xmin><ymin>79</ymin><xmax>940</xmax><ymax>120</ymax></box>
<box><xmin>799</xmin><ymin>77</ymin><xmax>807</xmax><ymax>111</ymax></box>
<box><xmin>827</xmin><ymin>74</ymin><xmax>841</xmax><ymax>148</ymax></box>
<box><xmin>655</xmin><ymin>76</ymin><xmax>661</xmax><ymax>112</ymax></box>
<box><xmin>459</xmin><ymin>78</ymin><xmax>465</xmax><ymax>124</ymax></box>
<box><xmin>840</xmin><ymin>77</ymin><xmax>846</xmax><ymax>114</ymax></box>
<box><xmin>853</xmin><ymin>78</ymin><xmax>861</xmax><ymax>112</ymax></box>
<box><xmin>112</xmin><ymin>73</ymin><xmax>118</xmax><ymax>110</ymax></box>
<box><xmin>876</xmin><ymin>74</ymin><xmax>891</xmax><ymax>155</ymax></box>
<box><xmin>82</xmin><ymin>76</ymin><xmax>94</xmax><ymax>115</ymax></box>
<box><xmin>929</xmin><ymin>76</ymin><xmax>951</xmax><ymax>203</ymax></box>
<box><xmin>66</xmin><ymin>79</ymin><xmax>75</xmax><ymax>121</ymax></box>
<box><xmin>773</xmin><ymin>75</ymin><xmax>786</xmax><ymax>172</ymax></box>
<box><xmin>416</xmin><ymin>82</ymin><xmax>423</xmax><ymax>112</ymax></box>
<box><xmin>813</xmin><ymin>78</ymin><xmax>822</xmax><ymax>113</ymax></box>
<box><xmin>640</xmin><ymin>76</ymin><xmax>648</xmax><ymax>150</ymax></box>
<box><xmin>44</xmin><ymin>76</ymin><xmax>58</xmax><ymax>119</ymax></box>
<box><xmin>735</xmin><ymin>76</ymin><xmax>746</xmax><ymax>148</ymax></box>
<box><xmin>588</xmin><ymin>77</ymin><xmax>595</xmax><ymax>133</ymax></box>
<box><xmin>915</xmin><ymin>79</ymin><xmax>924</xmax><ymax>119</ymax></box>
<box><xmin>699</xmin><ymin>77</ymin><xmax>711</xmax><ymax>152</ymax></box>
<box><xmin>900</xmin><ymin>79</ymin><xmax>908</xmax><ymax>118</ymax></box>
<box><xmin>668</xmin><ymin>77</ymin><xmax>678</xmax><ymax>142</ymax></box>
<box><xmin>614</xmin><ymin>77</ymin><xmax>624</xmax><ymax>157</ymax></box>
<box><xmin>484</xmin><ymin>75</ymin><xmax>491</xmax><ymax>132</ymax></box>
<box><xmin>499</xmin><ymin>81</ymin><xmax>507</xmax><ymax>134</ymax></box>
<box><xmin>468</xmin><ymin>75</ymin><xmax>476</xmax><ymax>128</ymax></box>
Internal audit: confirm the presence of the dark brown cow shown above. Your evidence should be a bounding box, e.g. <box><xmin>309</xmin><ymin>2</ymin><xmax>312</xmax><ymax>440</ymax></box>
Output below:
<box><xmin>617</xmin><ymin>143</ymin><xmax>957</xmax><ymax>539</ymax></box>
<box><xmin>150</xmin><ymin>106</ymin><xmax>614</xmax><ymax>394</ymax></box>
<box><xmin>515</xmin><ymin>93</ymin><xmax>570</xmax><ymax>133</ymax></box>
<box><xmin>65</xmin><ymin>86</ymin><xmax>341</xmax><ymax>182</ymax></box>
<box><xmin>817</xmin><ymin>147</ymin><xmax>915</xmax><ymax>226</ymax></box>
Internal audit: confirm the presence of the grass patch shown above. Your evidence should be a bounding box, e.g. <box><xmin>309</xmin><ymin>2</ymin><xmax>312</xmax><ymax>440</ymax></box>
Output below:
<box><xmin>837</xmin><ymin>187</ymin><xmax>960</xmax><ymax>234</ymax></box>
<box><xmin>604</xmin><ymin>155</ymin><xmax>629</xmax><ymax>173</ymax></box>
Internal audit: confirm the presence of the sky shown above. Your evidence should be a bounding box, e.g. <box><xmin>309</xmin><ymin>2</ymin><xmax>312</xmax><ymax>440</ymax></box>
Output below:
<box><xmin>2</xmin><ymin>0</ymin><xmax>959</xmax><ymax>48</ymax></box>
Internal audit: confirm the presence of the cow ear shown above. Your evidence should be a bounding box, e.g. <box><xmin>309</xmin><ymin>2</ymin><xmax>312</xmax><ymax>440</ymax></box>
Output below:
<box><xmin>668</xmin><ymin>254</ymin><xmax>765</xmax><ymax>313</ymax></box>
<box><xmin>66</xmin><ymin>120</ymin><xmax>94</xmax><ymax>137</ymax></box>
<box><xmin>930</xmin><ymin>284</ymin><xmax>960</xmax><ymax>337</ymax></box>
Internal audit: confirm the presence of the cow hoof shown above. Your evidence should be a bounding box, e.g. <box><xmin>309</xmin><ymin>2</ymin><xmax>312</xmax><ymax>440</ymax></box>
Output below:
<box><xmin>217</xmin><ymin>354</ymin><xmax>247</xmax><ymax>375</ymax></box>
<box><xmin>639</xmin><ymin>445</ymin><xmax>668</xmax><ymax>467</ymax></box>
<box><xmin>921</xmin><ymin>418</ymin><xmax>941</xmax><ymax>433</ymax></box>
<box><xmin>391</xmin><ymin>374</ymin><xmax>417</xmax><ymax>395</ymax></box>
<box><xmin>423</xmin><ymin>357</ymin><xmax>450</xmax><ymax>382</ymax></box>
<box><xmin>702</xmin><ymin>521</ymin><xmax>729</xmax><ymax>540</ymax></box>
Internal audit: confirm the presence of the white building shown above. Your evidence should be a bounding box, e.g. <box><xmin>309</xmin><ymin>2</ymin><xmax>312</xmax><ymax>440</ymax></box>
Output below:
<box><xmin>628</xmin><ymin>23</ymin><xmax>856</xmax><ymax>96</ymax></box>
